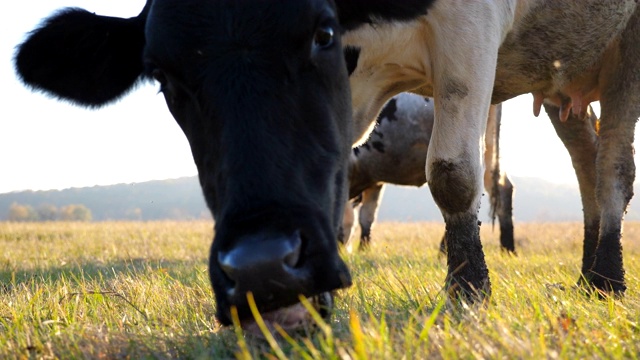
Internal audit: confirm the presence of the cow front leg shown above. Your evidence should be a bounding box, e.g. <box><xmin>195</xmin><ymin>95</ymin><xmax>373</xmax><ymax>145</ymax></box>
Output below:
<box><xmin>424</xmin><ymin>1</ymin><xmax>509</xmax><ymax>302</ymax></box>
<box><xmin>429</xmin><ymin>152</ymin><xmax>489</xmax><ymax>301</ymax></box>
<box><xmin>357</xmin><ymin>184</ymin><xmax>385</xmax><ymax>251</ymax></box>
<box><xmin>544</xmin><ymin>103</ymin><xmax>600</xmax><ymax>283</ymax></box>
<box><xmin>428</xmin><ymin>78</ymin><xmax>493</xmax><ymax>303</ymax></box>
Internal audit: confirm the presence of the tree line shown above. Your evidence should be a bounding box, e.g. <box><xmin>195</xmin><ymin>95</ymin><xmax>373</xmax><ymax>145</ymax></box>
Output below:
<box><xmin>7</xmin><ymin>203</ymin><xmax>92</xmax><ymax>222</ymax></box>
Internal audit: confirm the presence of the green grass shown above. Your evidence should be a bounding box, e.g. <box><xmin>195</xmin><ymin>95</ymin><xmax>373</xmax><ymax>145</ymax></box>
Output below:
<box><xmin>0</xmin><ymin>221</ymin><xmax>638</xmax><ymax>359</ymax></box>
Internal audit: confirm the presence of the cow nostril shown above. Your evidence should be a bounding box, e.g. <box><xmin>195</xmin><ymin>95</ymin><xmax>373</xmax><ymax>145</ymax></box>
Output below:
<box><xmin>219</xmin><ymin>257</ymin><xmax>237</xmax><ymax>282</ymax></box>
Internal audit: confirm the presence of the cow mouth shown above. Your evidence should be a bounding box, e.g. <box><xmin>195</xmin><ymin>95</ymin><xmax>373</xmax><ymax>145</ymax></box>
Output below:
<box><xmin>239</xmin><ymin>292</ymin><xmax>333</xmax><ymax>337</ymax></box>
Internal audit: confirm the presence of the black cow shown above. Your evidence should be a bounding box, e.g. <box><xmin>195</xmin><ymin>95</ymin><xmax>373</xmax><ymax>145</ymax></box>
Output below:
<box><xmin>15</xmin><ymin>0</ymin><xmax>356</xmax><ymax>329</ymax></box>
<box><xmin>342</xmin><ymin>93</ymin><xmax>515</xmax><ymax>253</ymax></box>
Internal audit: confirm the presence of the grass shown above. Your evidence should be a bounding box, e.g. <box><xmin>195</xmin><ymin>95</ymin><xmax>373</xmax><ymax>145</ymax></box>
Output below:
<box><xmin>0</xmin><ymin>221</ymin><xmax>638</xmax><ymax>359</ymax></box>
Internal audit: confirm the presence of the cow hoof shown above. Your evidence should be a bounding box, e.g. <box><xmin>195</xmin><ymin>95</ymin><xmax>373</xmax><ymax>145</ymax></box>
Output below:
<box><xmin>358</xmin><ymin>241</ymin><xmax>370</xmax><ymax>251</ymax></box>
<box><xmin>445</xmin><ymin>277</ymin><xmax>491</xmax><ymax>309</ymax></box>
<box><xmin>500</xmin><ymin>247</ymin><xmax>517</xmax><ymax>256</ymax></box>
<box><xmin>576</xmin><ymin>274</ymin><xmax>626</xmax><ymax>299</ymax></box>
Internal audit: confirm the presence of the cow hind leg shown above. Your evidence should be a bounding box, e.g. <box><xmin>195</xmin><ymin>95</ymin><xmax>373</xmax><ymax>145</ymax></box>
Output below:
<box><xmin>495</xmin><ymin>173</ymin><xmax>515</xmax><ymax>253</ymax></box>
<box><xmin>590</xmin><ymin>108</ymin><xmax>636</xmax><ymax>294</ymax></box>
<box><xmin>590</xmin><ymin>110</ymin><xmax>634</xmax><ymax>295</ymax></box>
<box><xmin>544</xmin><ymin>103</ymin><xmax>600</xmax><ymax>284</ymax></box>
<box><xmin>587</xmin><ymin>10</ymin><xmax>640</xmax><ymax>295</ymax></box>
<box><xmin>357</xmin><ymin>184</ymin><xmax>384</xmax><ymax>251</ymax></box>
<box><xmin>484</xmin><ymin>103</ymin><xmax>516</xmax><ymax>253</ymax></box>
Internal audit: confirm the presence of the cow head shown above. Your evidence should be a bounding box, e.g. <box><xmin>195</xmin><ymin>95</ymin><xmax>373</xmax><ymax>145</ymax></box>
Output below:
<box><xmin>15</xmin><ymin>0</ymin><xmax>353</xmax><ymax>326</ymax></box>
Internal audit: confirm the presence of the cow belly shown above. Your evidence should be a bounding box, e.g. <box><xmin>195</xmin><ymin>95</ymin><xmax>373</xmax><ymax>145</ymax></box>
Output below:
<box><xmin>492</xmin><ymin>0</ymin><xmax>636</xmax><ymax>109</ymax></box>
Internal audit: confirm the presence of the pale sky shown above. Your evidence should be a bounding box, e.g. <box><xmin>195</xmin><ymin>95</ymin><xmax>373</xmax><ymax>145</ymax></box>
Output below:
<box><xmin>0</xmin><ymin>1</ymin><xmax>633</xmax><ymax>194</ymax></box>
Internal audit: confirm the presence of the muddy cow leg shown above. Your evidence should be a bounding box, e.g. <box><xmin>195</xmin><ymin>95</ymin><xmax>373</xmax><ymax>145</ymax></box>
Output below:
<box><xmin>591</xmin><ymin>109</ymin><xmax>634</xmax><ymax>294</ymax></box>
<box><xmin>588</xmin><ymin>9</ymin><xmax>640</xmax><ymax>294</ymax></box>
<box><xmin>435</xmin><ymin>173</ymin><xmax>513</xmax><ymax>257</ymax></box>
<box><xmin>426</xmin><ymin>5</ymin><xmax>502</xmax><ymax>302</ymax></box>
<box><xmin>357</xmin><ymin>184</ymin><xmax>384</xmax><ymax>251</ymax></box>
<box><xmin>545</xmin><ymin>103</ymin><xmax>600</xmax><ymax>284</ymax></box>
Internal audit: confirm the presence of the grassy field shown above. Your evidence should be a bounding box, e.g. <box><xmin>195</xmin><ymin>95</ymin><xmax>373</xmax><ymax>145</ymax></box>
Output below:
<box><xmin>0</xmin><ymin>221</ymin><xmax>638</xmax><ymax>359</ymax></box>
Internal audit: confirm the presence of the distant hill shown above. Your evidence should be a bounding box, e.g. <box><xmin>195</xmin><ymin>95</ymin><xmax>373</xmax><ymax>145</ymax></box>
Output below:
<box><xmin>0</xmin><ymin>177</ymin><xmax>209</xmax><ymax>221</ymax></box>
<box><xmin>2</xmin><ymin>176</ymin><xmax>640</xmax><ymax>222</ymax></box>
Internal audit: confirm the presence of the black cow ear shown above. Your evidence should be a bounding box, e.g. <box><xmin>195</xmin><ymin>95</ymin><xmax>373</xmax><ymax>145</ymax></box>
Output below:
<box><xmin>14</xmin><ymin>7</ymin><xmax>147</xmax><ymax>108</ymax></box>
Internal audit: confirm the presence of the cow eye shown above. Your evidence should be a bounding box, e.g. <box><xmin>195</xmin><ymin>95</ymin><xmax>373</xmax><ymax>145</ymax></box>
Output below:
<box><xmin>314</xmin><ymin>26</ymin><xmax>334</xmax><ymax>49</ymax></box>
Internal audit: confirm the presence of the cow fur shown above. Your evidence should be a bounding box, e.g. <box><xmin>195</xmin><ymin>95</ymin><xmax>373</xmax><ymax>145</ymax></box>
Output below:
<box><xmin>339</xmin><ymin>0</ymin><xmax>639</xmax><ymax>298</ymax></box>
<box><xmin>342</xmin><ymin>93</ymin><xmax>515</xmax><ymax>253</ymax></box>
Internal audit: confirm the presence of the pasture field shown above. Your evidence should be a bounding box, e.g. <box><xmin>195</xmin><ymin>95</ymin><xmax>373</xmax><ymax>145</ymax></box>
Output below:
<box><xmin>0</xmin><ymin>221</ymin><xmax>638</xmax><ymax>359</ymax></box>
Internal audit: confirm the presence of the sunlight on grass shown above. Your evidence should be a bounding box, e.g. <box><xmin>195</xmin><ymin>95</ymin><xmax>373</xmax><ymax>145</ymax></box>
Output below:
<box><xmin>0</xmin><ymin>221</ymin><xmax>638</xmax><ymax>358</ymax></box>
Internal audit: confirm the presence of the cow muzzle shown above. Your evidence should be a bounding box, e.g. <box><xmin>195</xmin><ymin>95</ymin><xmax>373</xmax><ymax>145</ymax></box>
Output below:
<box><xmin>214</xmin><ymin>227</ymin><xmax>352</xmax><ymax>334</ymax></box>
<box><xmin>218</xmin><ymin>230</ymin><xmax>311</xmax><ymax>306</ymax></box>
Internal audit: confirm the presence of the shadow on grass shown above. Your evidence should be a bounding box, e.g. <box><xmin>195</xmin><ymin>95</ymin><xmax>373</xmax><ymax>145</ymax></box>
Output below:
<box><xmin>0</xmin><ymin>257</ymin><xmax>208</xmax><ymax>293</ymax></box>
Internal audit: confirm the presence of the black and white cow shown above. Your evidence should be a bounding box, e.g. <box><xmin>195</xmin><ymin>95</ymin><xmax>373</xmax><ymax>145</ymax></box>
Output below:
<box><xmin>341</xmin><ymin>93</ymin><xmax>515</xmax><ymax>253</ymax></box>
<box><xmin>341</xmin><ymin>1</ymin><xmax>638</xmax><ymax>299</ymax></box>
<box><xmin>14</xmin><ymin>0</ymin><xmax>637</xmax><ymax>329</ymax></box>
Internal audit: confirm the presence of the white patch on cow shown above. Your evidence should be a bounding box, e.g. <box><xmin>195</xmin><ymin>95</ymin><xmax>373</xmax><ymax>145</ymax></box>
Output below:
<box><xmin>343</xmin><ymin>0</ymin><xmax>638</xmax><ymax>215</ymax></box>
<box><xmin>343</xmin><ymin>20</ymin><xmax>432</xmax><ymax>144</ymax></box>
<box><xmin>425</xmin><ymin>1</ymin><xmax>514</xmax><ymax>212</ymax></box>
<box><xmin>344</xmin><ymin>2</ymin><xmax>518</xmax><ymax>215</ymax></box>
<box><xmin>393</xmin><ymin>94</ymin><xmax>433</xmax><ymax>128</ymax></box>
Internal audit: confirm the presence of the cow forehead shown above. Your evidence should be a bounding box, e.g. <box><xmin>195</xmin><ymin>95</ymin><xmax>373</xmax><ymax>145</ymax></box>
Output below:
<box><xmin>147</xmin><ymin>0</ymin><xmax>336</xmax><ymax>40</ymax></box>
<box><xmin>145</xmin><ymin>0</ymin><xmax>337</xmax><ymax>63</ymax></box>
<box><xmin>144</xmin><ymin>0</ymin><xmax>341</xmax><ymax>93</ymax></box>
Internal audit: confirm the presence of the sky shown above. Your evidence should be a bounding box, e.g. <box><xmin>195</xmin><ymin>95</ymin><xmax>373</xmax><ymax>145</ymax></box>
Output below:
<box><xmin>0</xmin><ymin>1</ymin><xmax>633</xmax><ymax>194</ymax></box>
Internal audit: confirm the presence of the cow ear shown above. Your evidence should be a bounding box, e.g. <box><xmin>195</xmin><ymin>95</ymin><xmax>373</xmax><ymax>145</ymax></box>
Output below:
<box><xmin>14</xmin><ymin>7</ymin><xmax>148</xmax><ymax>108</ymax></box>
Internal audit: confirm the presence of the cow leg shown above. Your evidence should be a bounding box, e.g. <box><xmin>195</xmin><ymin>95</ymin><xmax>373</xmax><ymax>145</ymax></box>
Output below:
<box><xmin>338</xmin><ymin>200</ymin><xmax>356</xmax><ymax>246</ymax></box>
<box><xmin>588</xmin><ymin>10</ymin><xmax>640</xmax><ymax>294</ymax></box>
<box><xmin>590</xmin><ymin>109</ymin><xmax>634</xmax><ymax>294</ymax></box>
<box><xmin>436</xmin><ymin>172</ymin><xmax>514</xmax><ymax>257</ymax></box>
<box><xmin>358</xmin><ymin>184</ymin><xmax>385</xmax><ymax>251</ymax></box>
<box><xmin>484</xmin><ymin>104</ymin><xmax>516</xmax><ymax>253</ymax></box>
<box><xmin>426</xmin><ymin>5</ymin><xmax>504</xmax><ymax>302</ymax></box>
<box><xmin>544</xmin><ymin>103</ymin><xmax>600</xmax><ymax>283</ymax></box>
<box><xmin>495</xmin><ymin>173</ymin><xmax>515</xmax><ymax>253</ymax></box>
